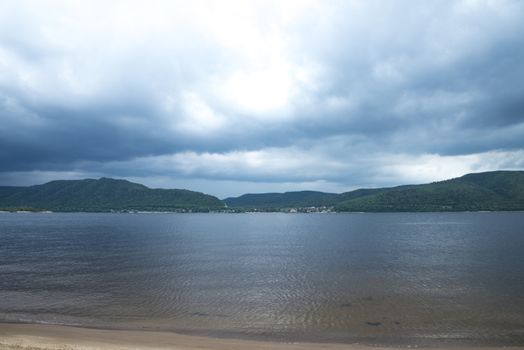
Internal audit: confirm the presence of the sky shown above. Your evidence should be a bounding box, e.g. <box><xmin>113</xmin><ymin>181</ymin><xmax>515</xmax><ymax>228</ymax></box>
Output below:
<box><xmin>1</xmin><ymin>0</ymin><xmax>524</xmax><ymax>198</ymax></box>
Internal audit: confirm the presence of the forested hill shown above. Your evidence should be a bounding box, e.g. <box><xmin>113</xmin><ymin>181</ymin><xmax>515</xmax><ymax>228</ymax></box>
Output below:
<box><xmin>2</xmin><ymin>171</ymin><xmax>523</xmax><ymax>213</ymax></box>
<box><xmin>224</xmin><ymin>171</ymin><xmax>524</xmax><ymax>212</ymax></box>
<box><xmin>0</xmin><ymin>178</ymin><xmax>224</xmax><ymax>212</ymax></box>
<box><xmin>224</xmin><ymin>191</ymin><xmax>339</xmax><ymax>209</ymax></box>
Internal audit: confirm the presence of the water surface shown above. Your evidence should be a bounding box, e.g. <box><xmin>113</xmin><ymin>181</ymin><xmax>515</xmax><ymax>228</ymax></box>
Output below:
<box><xmin>1</xmin><ymin>212</ymin><xmax>524</xmax><ymax>346</ymax></box>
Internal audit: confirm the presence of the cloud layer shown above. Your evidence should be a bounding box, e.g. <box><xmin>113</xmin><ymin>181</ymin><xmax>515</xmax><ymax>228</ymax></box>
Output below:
<box><xmin>1</xmin><ymin>0</ymin><xmax>523</xmax><ymax>197</ymax></box>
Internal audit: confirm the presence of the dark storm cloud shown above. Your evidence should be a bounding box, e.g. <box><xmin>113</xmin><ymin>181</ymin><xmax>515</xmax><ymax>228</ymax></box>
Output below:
<box><xmin>289</xmin><ymin>4</ymin><xmax>524</xmax><ymax>154</ymax></box>
<box><xmin>1</xmin><ymin>0</ymin><xmax>524</xmax><ymax>194</ymax></box>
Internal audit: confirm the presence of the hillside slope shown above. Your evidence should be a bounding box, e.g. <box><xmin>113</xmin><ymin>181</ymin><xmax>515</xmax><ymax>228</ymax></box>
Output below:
<box><xmin>224</xmin><ymin>191</ymin><xmax>338</xmax><ymax>209</ymax></box>
<box><xmin>0</xmin><ymin>178</ymin><xmax>224</xmax><ymax>212</ymax></box>
<box><xmin>336</xmin><ymin>171</ymin><xmax>524</xmax><ymax>211</ymax></box>
<box><xmin>224</xmin><ymin>171</ymin><xmax>524</xmax><ymax>212</ymax></box>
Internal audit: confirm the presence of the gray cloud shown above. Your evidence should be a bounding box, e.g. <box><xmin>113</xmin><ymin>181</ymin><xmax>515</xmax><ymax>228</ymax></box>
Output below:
<box><xmin>1</xmin><ymin>0</ymin><xmax>523</xmax><ymax>196</ymax></box>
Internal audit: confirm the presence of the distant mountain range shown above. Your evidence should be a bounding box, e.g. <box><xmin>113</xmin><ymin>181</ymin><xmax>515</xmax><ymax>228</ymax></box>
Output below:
<box><xmin>224</xmin><ymin>171</ymin><xmax>524</xmax><ymax>212</ymax></box>
<box><xmin>1</xmin><ymin>171</ymin><xmax>523</xmax><ymax>212</ymax></box>
<box><xmin>0</xmin><ymin>178</ymin><xmax>224</xmax><ymax>212</ymax></box>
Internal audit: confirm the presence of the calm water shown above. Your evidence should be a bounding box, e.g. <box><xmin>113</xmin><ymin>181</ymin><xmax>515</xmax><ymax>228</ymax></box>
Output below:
<box><xmin>1</xmin><ymin>212</ymin><xmax>524</xmax><ymax>346</ymax></box>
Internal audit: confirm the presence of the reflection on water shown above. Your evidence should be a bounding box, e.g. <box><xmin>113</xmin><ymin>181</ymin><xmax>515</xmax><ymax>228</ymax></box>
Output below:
<box><xmin>1</xmin><ymin>212</ymin><xmax>524</xmax><ymax>346</ymax></box>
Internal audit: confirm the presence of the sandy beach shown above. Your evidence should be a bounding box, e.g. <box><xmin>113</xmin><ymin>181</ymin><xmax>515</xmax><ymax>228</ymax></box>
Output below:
<box><xmin>0</xmin><ymin>323</ymin><xmax>522</xmax><ymax>350</ymax></box>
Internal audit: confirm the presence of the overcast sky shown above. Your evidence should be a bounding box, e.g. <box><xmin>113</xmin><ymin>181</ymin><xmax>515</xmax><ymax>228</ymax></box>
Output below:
<box><xmin>1</xmin><ymin>0</ymin><xmax>523</xmax><ymax>198</ymax></box>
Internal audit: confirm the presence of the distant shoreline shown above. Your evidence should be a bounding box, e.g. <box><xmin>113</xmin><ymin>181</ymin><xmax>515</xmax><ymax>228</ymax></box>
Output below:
<box><xmin>1</xmin><ymin>323</ymin><xmax>521</xmax><ymax>350</ymax></box>
<box><xmin>2</xmin><ymin>209</ymin><xmax>524</xmax><ymax>214</ymax></box>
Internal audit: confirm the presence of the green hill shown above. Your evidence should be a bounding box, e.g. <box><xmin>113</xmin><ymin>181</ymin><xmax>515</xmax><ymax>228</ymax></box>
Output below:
<box><xmin>2</xmin><ymin>171</ymin><xmax>523</xmax><ymax>213</ymax></box>
<box><xmin>0</xmin><ymin>178</ymin><xmax>224</xmax><ymax>212</ymax></box>
<box><xmin>224</xmin><ymin>191</ymin><xmax>339</xmax><ymax>209</ymax></box>
<box><xmin>224</xmin><ymin>171</ymin><xmax>524</xmax><ymax>212</ymax></box>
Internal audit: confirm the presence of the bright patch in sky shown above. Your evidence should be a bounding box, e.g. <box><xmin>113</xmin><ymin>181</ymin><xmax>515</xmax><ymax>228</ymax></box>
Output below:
<box><xmin>222</xmin><ymin>64</ymin><xmax>293</xmax><ymax>115</ymax></box>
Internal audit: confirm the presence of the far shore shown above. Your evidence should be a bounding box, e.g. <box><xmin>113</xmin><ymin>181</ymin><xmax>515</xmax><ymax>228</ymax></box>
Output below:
<box><xmin>1</xmin><ymin>323</ymin><xmax>523</xmax><ymax>350</ymax></box>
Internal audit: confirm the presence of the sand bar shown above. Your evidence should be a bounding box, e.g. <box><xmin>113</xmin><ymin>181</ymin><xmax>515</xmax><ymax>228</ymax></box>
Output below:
<box><xmin>1</xmin><ymin>323</ymin><xmax>523</xmax><ymax>350</ymax></box>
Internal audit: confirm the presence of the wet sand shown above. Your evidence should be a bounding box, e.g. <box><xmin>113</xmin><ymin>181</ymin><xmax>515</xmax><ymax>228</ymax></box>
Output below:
<box><xmin>1</xmin><ymin>323</ymin><xmax>522</xmax><ymax>350</ymax></box>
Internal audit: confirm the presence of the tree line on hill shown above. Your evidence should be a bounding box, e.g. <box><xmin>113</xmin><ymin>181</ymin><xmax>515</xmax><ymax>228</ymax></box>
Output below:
<box><xmin>1</xmin><ymin>171</ymin><xmax>523</xmax><ymax>212</ymax></box>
